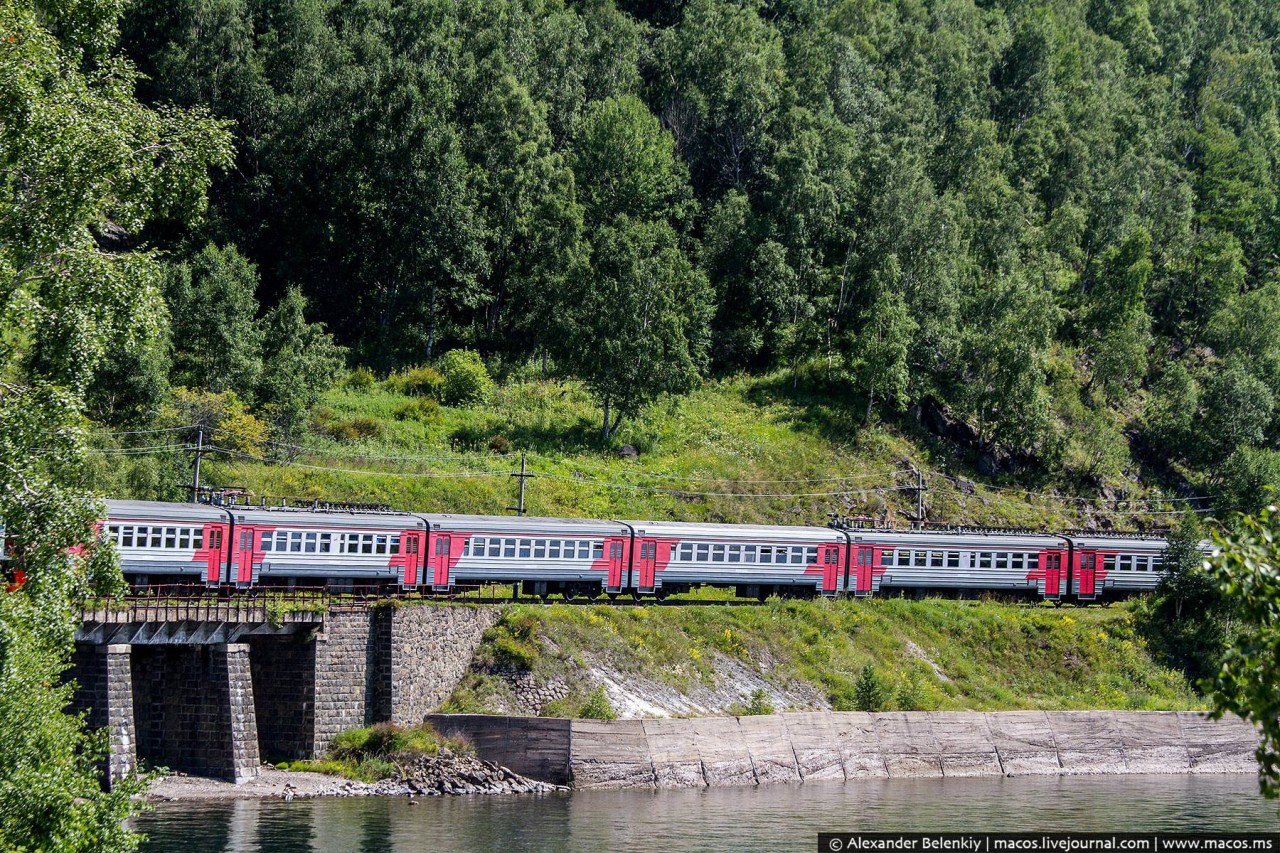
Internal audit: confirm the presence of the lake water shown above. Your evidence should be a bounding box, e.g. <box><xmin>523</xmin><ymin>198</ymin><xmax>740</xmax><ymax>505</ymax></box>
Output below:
<box><xmin>135</xmin><ymin>775</ymin><xmax>1278</xmax><ymax>853</ymax></box>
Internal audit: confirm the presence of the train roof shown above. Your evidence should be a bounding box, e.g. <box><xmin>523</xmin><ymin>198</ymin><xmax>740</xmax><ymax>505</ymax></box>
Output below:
<box><xmin>1065</xmin><ymin>533</ymin><xmax>1169</xmax><ymax>550</ymax></box>
<box><xmin>222</xmin><ymin>505</ymin><xmax>423</xmax><ymax>530</ymax></box>
<box><xmin>844</xmin><ymin>528</ymin><xmax>1066</xmax><ymax>548</ymax></box>
<box><xmin>105</xmin><ymin>500</ymin><xmax>231</xmax><ymax>523</ymax></box>
<box><xmin>422</xmin><ymin>513</ymin><xmax>629</xmax><ymax>535</ymax></box>
<box><xmin>620</xmin><ymin>520</ymin><xmax>839</xmax><ymax>541</ymax></box>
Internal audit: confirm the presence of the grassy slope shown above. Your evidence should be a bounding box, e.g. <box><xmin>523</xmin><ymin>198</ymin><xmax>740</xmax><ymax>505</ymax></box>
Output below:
<box><xmin>442</xmin><ymin>597</ymin><xmax>1200</xmax><ymax>717</ymax></box>
<box><xmin>200</xmin><ymin>373</ymin><xmax>1177</xmax><ymax>529</ymax></box>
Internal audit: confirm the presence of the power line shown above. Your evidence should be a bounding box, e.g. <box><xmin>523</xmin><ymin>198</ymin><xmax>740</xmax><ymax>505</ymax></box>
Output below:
<box><xmin>206</xmin><ymin>446</ymin><xmax>509</xmax><ymax>479</ymax></box>
<box><xmin>530</xmin><ymin>454</ymin><xmax>915</xmax><ymax>484</ymax></box>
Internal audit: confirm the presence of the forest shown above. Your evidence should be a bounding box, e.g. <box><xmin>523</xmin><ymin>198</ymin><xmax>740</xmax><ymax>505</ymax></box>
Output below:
<box><xmin>97</xmin><ymin>0</ymin><xmax>1280</xmax><ymax>509</ymax></box>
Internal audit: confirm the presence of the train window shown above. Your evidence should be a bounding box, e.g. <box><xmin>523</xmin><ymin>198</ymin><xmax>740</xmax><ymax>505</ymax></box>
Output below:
<box><xmin>121</xmin><ymin>527</ymin><xmax>134</xmax><ymax>547</ymax></box>
<box><xmin>825</xmin><ymin>549</ymin><xmax>838</xmax><ymax>565</ymax></box>
<box><xmin>519</xmin><ymin>540</ymin><xmax>531</xmax><ymax>558</ymax></box>
<box><xmin>806</xmin><ymin>547</ymin><xmax>818</xmax><ymax>564</ymax></box>
<box><xmin>107</xmin><ymin>525</ymin><xmax>120</xmax><ymax>543</ymax></box>
<box><xmin>1104</xmin><ymin>555</ymin><xmax>1115</xmax><ymax>572</ymax></box>
<box><xmin>978</xmin><ymin>552</ymin><xmax>992</xmax><ymax>569</ymax></box>
<box><xmin>881</xmin><ymin>550</ymin><xmax>894</xmax><ymax>567</ymax></box>
<box><xmin>611</xmin><ymin>542</ymin><xmax>624</xmax><ymax>559</ymax></box>
<box><xmin>945</xmin><ymin>552</ymin><xmax>958</xmax><ymax>568</ymax></box>
<box><xmin>472</xmin><ymin>537</ymin><xmax>484</xmax><ymax>556</ymax></box>
<box><xmin>1118</xmin><ymin>555</ymin><xmax>1132</xmax><ymax>571</ymax></box>
<box><xmin>319</xmin><ymin>533</ymin><xmax>331</xmax><ymax>553</ymax></box>
<box><xmin>263</xmin><ymin>532</ymin><xmax>276</xmax><ymax>552</ymax></box>
<box><xmin>305</xmin><ymin>533</ymin><xmax>318</xmax><ymax>553</ymax></box>
<box><xmin>549</xmin><ymin>541</ymin><xmax>561</xmax><ymax>558</ymax></box>
<box><xmin>728</xmin><ymin>545</ymin><xmax>741</xmax><ymax>563</ymax></box>
<box><xmin>576</xmin><ymin>541</ymin><xmax>588</xmax><ymax>559</ymax></box>
<box><xmin>1134</xmin><ymin>556</ymin><xmax>1147</xmax><ymax>572</ymax></box>
<box><xmin>210</xmin><ymin>529</ymin><xmax>221</xmax><ymax>549</ymax></box>
<box><xmin>193</xmin><ymin>529</ymin><xmax>204</xmax><ymax>549</ymax></box>
<box><xmin>994</xmin><ymin>553</ymin><xmax>1007</xmax><ymax>569</ymax></box>
<box><xmin>241</xmin><ymin>531</ymin><xmax>250</xmax><ymax>550</ymax></box>
<box><xmin>788</xmin><ymin>548</ymin><xmax>801</xmax><ymax>564</ymax></box>
<box><xmin>592</xmin><ymin>541</ymin><xmax>604</xmax><ymax>559</ymax></box>
<box><xmin>151</xmin><ymin>529</ymin><xmax>163</xmax><ymax>548</ymax></box>
<box><xmin>163</xmin><ymin>528</ymin><xmax>176</xmax><ymax>549</ymax></box>
<box><xmin>696</xmin><ymin>544</ymin><xmax>709</xmax><ymax>561</ymax></box>
<box><xmin>712</xmin><ymin>544</ymin><xmax>726</xmax><ymax>561</ymax></box>
<box><xmin>390</xmin><ymin>535</ymin><xmax>400</xmax><ymax>554</ymax></box>
<box><xmin>759</xmin><ymin>546</ymin><xmax>772</xmax><ymax>563</ymax></box>
<box><xmin>377</xmin><ymin>535</ymin><xmax>389</xmax><ymax>554</ymax></box>
<box><xmin>534</xmin><ymin>541</ymin><xmax>546</xmax><ymax>558</ymax></box>
<box><xmin>744</xmin><ymin>545</ymin><xmax>757</xmax><ymax>562</ymax></box>
<box><xmin>679</xmin><ymin>543</ymin><xmax>693</xmax><ymax>561</ymax></box>
<box><xmin>1010</xmin><ymin>553</ymin><xmax>1023</xmax><ymax>570</ymax></box>
<box><xmin>177</xmin><ymin>529</ymin><xmax>190</xmax><ymax>549</ymax></box>
<box><xmin>363</xmin><ymin>535</ymin><xmax>375</xmax><ymax>555</ymax></box>
<box><xmin>1151</xmin><ymin>556</ymin><xmax>1163</xmax><ymax>572</ymax></box>
<box><xmin>931</xmin><ymin>551</ymin><xmax>944</xmax><ymax>568</ymax></box>
<box><xmin>462</xmin><ymin>540</ymin><xmax>470</xmax><ymax>557</ymax></box>
<box><xmin>492</xmin><ymin>540</ymin><xmax>504</xmax><ymax>557</ymax></box>
<box><xmin>504</xmin><ymin>539</ymin><xmax>516</xmax><ymax>557</ymax></box>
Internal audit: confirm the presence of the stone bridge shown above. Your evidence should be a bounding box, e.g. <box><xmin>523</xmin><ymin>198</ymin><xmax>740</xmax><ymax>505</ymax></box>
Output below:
<box><xmin>70</xmin><ymin>602</ymin><xmax>499</xmax><ymax>785</ymax></box>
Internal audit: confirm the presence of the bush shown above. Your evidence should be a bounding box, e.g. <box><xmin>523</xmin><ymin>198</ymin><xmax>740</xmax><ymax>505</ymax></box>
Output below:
<box><xmin>438</xmin><ymin>349</ymin><xmax>494</xmax><ymax>406</ymax></box>
<box><xmin>385</xmin><ymin>365</ymin><xmax>444</xmax><ymax>398</ymax></box>
<box><xmin>731</xmin><ymin>688</ymin><xmax>774</xmax><ymax>716</ymax></box>
<box><xmin>579</xmin><ymin>686</ymin><xmax>618</xmax><ymax>720</ymax></box>
<box><xmin>488</xmin><ymin>433</ymin><xmax>512</xmax><ymax>454</ymax></box>
<box><xmin>345</xmin><ymin>366</ymin><xmax>377</xmax><ymax>389</ymax></box>
<box><xmin>394</xmin><ymin>398</ymin><xmax>441</xmax><ymax>423</ymax></box>
<box><xmin>314</xmin><ymin>413</ymin><xmax>384</xmax><ymax>442</ymax></box>
<box><xmin>853</xmin><ymin>664</ymin><xmax>889</xmax><ymax>712</ymax></box>
<box><xmin>895</xmin><ymin>672</ymin><xmax>926</xmax><ymax>711</ymax></box>
<box><xmin>482</xmin><ymin>611</ymin><xmax>542</xmax><ymax>670</ymax></box>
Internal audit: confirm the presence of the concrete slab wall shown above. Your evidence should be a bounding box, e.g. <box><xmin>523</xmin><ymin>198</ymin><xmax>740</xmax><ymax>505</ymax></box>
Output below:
<box><xmin>428</xmin><ymin>711</ymin><xmax>1261</xmax><ymax>790</ymax></box>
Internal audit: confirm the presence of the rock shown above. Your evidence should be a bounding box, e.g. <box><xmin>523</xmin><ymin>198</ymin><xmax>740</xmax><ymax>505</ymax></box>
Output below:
<box><xmin>617</xmin><ymin>445</ymin><xmax>639</xmax><ymax>460</ymax></box>
<box><xmin>956</xmin><ymin>478</ymin><xmax>977</xmax><ymax>495</ymax></box>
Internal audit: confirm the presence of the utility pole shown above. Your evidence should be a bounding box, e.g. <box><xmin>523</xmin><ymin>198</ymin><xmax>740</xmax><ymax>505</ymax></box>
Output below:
<box><xmin>907</xmin><ymin>464</ymin><xmax>927</xmax><ymax>529</ymax></box>
<box><xmin>190</xmin><ymin>427</ymin><xmax>204</xmax><ymax>503</ymax></box>
<box><xmin>507</xmin><ymin>452</ymin><xmax>533</xmax><ymax>516</ymax></box>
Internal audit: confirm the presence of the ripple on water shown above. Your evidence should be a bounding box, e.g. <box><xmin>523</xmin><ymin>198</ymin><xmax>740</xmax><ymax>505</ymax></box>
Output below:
<box><xmin>135</xmin><ymin>774</ymin><xmax>1280</xmax><ymax>853</ymax></box>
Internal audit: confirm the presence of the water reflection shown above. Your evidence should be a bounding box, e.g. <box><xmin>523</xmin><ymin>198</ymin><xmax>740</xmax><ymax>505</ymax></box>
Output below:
<box><xmin>137</xmin><ymin>775</ymin><xmax>1279</xmax><ymax>853</ymax></box>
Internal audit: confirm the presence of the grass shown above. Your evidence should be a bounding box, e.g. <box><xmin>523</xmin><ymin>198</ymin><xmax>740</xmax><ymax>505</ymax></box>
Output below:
<box><xmin>279</xmin><ymin>722</ymin><xmax>471</xmax><ymax>782</ymax></box>
<box><xmin>444</xmin><ymin>597</ymin><xmax>1202</xmax><ymax>717</ymax></box>
<box><xmin>179</xmin><ymin>371</ymin><xmax>1187</xmax><ymax>530</ymax></box>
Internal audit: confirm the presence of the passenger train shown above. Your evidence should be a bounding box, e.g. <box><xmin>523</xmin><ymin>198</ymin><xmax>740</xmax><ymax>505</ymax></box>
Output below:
<box><xmin>86</xmin><ymin>500</ymin><xmax>1173</xmax><ymax>603</ymax></box>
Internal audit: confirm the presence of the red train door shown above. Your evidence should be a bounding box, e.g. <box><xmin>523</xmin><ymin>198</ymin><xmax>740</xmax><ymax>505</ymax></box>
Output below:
<box><xmin>431</xmin><ymin>534</ymin><xmax>457</xmax><ymax>588</ymax></box>
<box><xmin>819</xmin><ymin>544</ymin><xmax>841</xmax><ymax>595</ymax></box>
<box><xmin>1075</xmin><ymin>551</ymin><xmax>1098</xmax><ymax>600</ymax></box>
<box><xmin>1040</xmin><ymin>550</ymin><xmax>1065</xmax><ymax>600</ymax></box>
<box><xmin>637</xmin><ymin>539</ymin><xmax>658</xmax><ymax>593</ymax></box>
<box><xmin>397</xmin><ymin>530</ymin><xmax>424</xmax><ymax>587</ymax></box>
<box><xmin>202</xmin><ymin>524</ymin><xmax>225</xmax><ymax>585</ymax></box>
<box><xmin>606</xmin><ymin>537</ymin><xmax>627</xmax><ymax>593</ymax></box>
<box><xmin>853</xmin><ymin>546</ymin><xmax>874</xmax><ymax>596</ymax></box>
<box><xmin>234</xmin><ymin>526</ymin><xmax>258</xmax><ymax>586</ymax></box>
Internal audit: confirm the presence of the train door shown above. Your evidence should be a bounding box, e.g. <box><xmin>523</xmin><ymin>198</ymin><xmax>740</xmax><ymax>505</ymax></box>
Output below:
<box><xmin>398</xmin><ymin>530</ymin><xmax>424</xmax><ymax>587</ymax></box>
<box><xmin>201</xmin><ymin>524</ymin><xmax>225</xmax><ymax>585</ymax></box>
<box><xmin>1039</xmin><ymin>550</ymin><xmax>1065</xmax><ymax>601</ymax></box>
<box><xmin>605</xmin><ymin>537</ymin><xmax>627</xmax><ymax>594</ymax></box>
<box><xmin>819</xmin><ymin>544</ymin><xmax>842</xmax><ymax>596</ymax></box>
<box><xmin>1074</xmin><ymin>550</ymin><xmax>1099</xmax><ymax>601</ymax></box>
<box><xmin>852</xmin><ymin>546</ymin><xmax>875</xmax><ymax>597</ymax></box>
<box><xmin>234</xmin><ymin>526</ymin><xmax>258</xmax><ymax>586</ymax></box>
<box><xmin>431</xmin><ymin>533</ymin><xmax>457</xmax><ymax>589</ymax></box>
<box><xmin>636</xmin><ymin>539</ymin><xmax>658</xmax><ymax>594</ymax></box>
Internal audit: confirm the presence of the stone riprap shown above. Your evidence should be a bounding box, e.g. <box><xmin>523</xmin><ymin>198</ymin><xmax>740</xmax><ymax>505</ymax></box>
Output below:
<box><xmin>429</xmin><ymin>711</ymin><xmax>1260</xmax><ymax>790</ymax></box>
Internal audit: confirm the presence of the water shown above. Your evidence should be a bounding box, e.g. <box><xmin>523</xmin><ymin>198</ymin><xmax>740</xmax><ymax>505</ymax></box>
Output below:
<box><xmin>135</xmin><ymin>775</ymin><xmax>1278</xmax><ymax>853</ymax></box>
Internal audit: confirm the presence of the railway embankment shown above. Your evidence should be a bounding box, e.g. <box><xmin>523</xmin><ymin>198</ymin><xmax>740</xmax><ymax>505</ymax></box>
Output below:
<box><xmin>427</xmin><ymin>710</ymin><xmax>1260</xmax><ymax>790</ymax></box>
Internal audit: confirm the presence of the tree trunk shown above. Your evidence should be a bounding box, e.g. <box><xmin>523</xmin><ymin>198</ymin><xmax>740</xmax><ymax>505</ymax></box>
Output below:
<box><xmin>865</xmin><ymin>389</ymin><xmax>875</xmax><ymax>426</ymax></box>
<box><xmin>602</xmin><ymin>396</ymin><xmax>610</xmax><ymax>442</ymax></box>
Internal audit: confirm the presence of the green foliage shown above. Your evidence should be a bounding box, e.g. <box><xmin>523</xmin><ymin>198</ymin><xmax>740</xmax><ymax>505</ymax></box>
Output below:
<box><xmin>1207</xmin><ymin>505</ymin><xmax>1280</xmax><ymax>799</ymax></box>
<box><xmin>852</xmin><ymin>664</ymin><xmax>890</xmax><ymax>713</ymax></box>
<box><xmin>1134</xmin><ymin>513</ymin><xmax>1234</xmax><ymax>686</ymax></box>
<box><xmin>0</xmin><ymin>0</ymin><xmax>230</xmax><ymax>845</ymax></box>
<box><xmin>393</xmin><ymin>398</ymin><xmax>441</xmax><ymax>424</ymax></box>
<box><xmin>165</xmin><ymin>243</ymin><xmax>263</xmax><ymax>399</ymax></box>
<box><xmin>290</xmin><ymin>722</ymin><xmax>472</xmax><ymax>782</ymax></box>
<box><xmin>895</xmin><ymin>671</ymin><xmax>928</xmax><ymax>712</ymax></box>
<box><xmin>385</xmin><ymin>367</ymin><xmax>445</xmax><ymax>399</ymax></box>
<box><xmin>481</xmin><ymin>611</ymin><xmax>543</xmax><ymax>671</ymax></box>
<box><xmin>257</xmin><ymin>286</ymin><xmax>347</xmax><ymax>439</ymax></box>
<box><xmin>731</xmin><ymin>688</ymin><xmax>775</xmax><ymax>717</ymax></box>
<box><xmin>578</xmin><ymin>686</ymin><xmax>618</xmax><ymax>720</ymax></box>
<box><xmin>437</xmin><ymin>350</ymin><xmax>494</xmax><ymax>407</ymax></box>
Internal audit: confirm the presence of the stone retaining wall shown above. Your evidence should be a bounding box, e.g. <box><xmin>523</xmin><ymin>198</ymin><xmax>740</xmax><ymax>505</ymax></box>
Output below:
<box><xmin>429</xmin><ymin>711</ymin><xmax>1261</xmax><ymax>790</ymax></box>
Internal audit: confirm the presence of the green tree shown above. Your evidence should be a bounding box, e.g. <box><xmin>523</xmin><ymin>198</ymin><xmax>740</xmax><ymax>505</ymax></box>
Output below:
<box><xmin>437</xmin><ymin>349</ymin><xmax>495</xmax><ymax>407</ymax></box>
<box><xmin>555</xmin><ymin>218</ymin><xmax>712</xmax><ymax>439</ymax></box>
<box><xmin>847</xmin><ymin>259</ymin><xmax>917</xmax><ymax>424</ymax></box>
<box><xmin>1195</xmin><ymin>363</ymin><xmax>1275</xmax><ymax>466</ymax></box>
<box><xmin>258</xmin><ymin>286</ymin><xmax>346</xmax><ymax>439</ymax></box>
<box><xmin>165</xmin><ymin>243</ymin><xmax>263</xmax><ymax>398</ymax></box>
<box><xmin>0</xmin><ymin>0</ymin><xmax>231</xmax><ymax>849</ymax></box>
<box><xmin>852</xmin><ymin>663</ymin><xmax>889</xmax><ymax>712</ymax></box>
<box><xmin>1207</xmin><ymin>505</ymin><xmax>1280</xmax><ymax>800</ymax></box>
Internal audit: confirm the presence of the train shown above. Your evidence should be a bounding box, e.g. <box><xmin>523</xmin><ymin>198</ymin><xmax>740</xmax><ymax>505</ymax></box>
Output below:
<box><xmin>90</xmin><ymin>500</ymin><xmax>1174</xmax><ymax>603</ymax></box>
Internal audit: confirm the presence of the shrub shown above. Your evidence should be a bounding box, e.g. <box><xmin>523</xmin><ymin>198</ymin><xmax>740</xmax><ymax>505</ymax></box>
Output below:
<box><xmin>438</xmin><ymin>349</ymin><xmax>494</xmax><ymax>406</ymax></box>
<box><xmin>853</xmin><ymin>664</ymin><xmax>889</xmax><ymax>712</ymax></box>
<box><xmin>394</xmin><ymin>398</ymin><xmax>441</xmax><ymax>423</ymax></box>
<box><xmin>345</xmin><ymin>366</ymin><xmax>377</xmax><ymax>389</ymax></box>
<box><xmin>385</xmin><ymin>365</ymin><xmax>444</xmax><ymax>398</ymax></box>
<box><xmin>482</xmin><ymin>610</ymin><xmax>542</xmax><ymax>670</ymax></box>
<box><xmin>488</xmin><ymin>433</ymin><xmax>512</xmax><ymax>454</ymax></box>
<box><xmin>579</xmin><ymin>686</ymin><xmax>618</xmax><ymax>720</ymax></box>
<box><xmin>732</xmin><ymin>688</ymin><xmax>774</xmax><ymax>716</ymax></box>
<box><xmin>895</xmin><ymin>672</ymin><xmax>926</xmax><ymax>711</ymax></box>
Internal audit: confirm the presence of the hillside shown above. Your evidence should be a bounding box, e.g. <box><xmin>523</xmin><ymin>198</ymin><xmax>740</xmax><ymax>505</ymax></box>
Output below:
<box><xmin>439</xmin><ymin>597</ymin><xmax>1201</xmax><ymax>719</ymax></box>
<box><xmin>87</xmin><ymin>372</ymin><xmax>1200</xmax><ymax>531</ymax></box>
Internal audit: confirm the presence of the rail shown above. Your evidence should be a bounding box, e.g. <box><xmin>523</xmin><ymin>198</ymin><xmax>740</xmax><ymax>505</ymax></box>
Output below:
<box><xmin>77</xmin><ymin>582</ymin><xmax>509</xmax><ymax>622</ymax></box>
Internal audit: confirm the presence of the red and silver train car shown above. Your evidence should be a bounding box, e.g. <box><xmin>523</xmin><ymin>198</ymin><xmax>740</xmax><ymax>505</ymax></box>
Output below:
<box><xmin>94</xmin><ymin>500</ymin><xmax>1180</xmax><ymax>604</ymax></box>
<box><xmin>423</xmin><ymin>514</ymin><xmax>631</xmax><ymax>597</ymax></box>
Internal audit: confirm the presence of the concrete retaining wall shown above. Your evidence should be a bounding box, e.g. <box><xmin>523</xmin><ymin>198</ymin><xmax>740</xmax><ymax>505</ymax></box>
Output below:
<box><xmin>428</xmin><ymin>711</ymin><xmax>1260</xmax><ymax>790</ymax></box>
